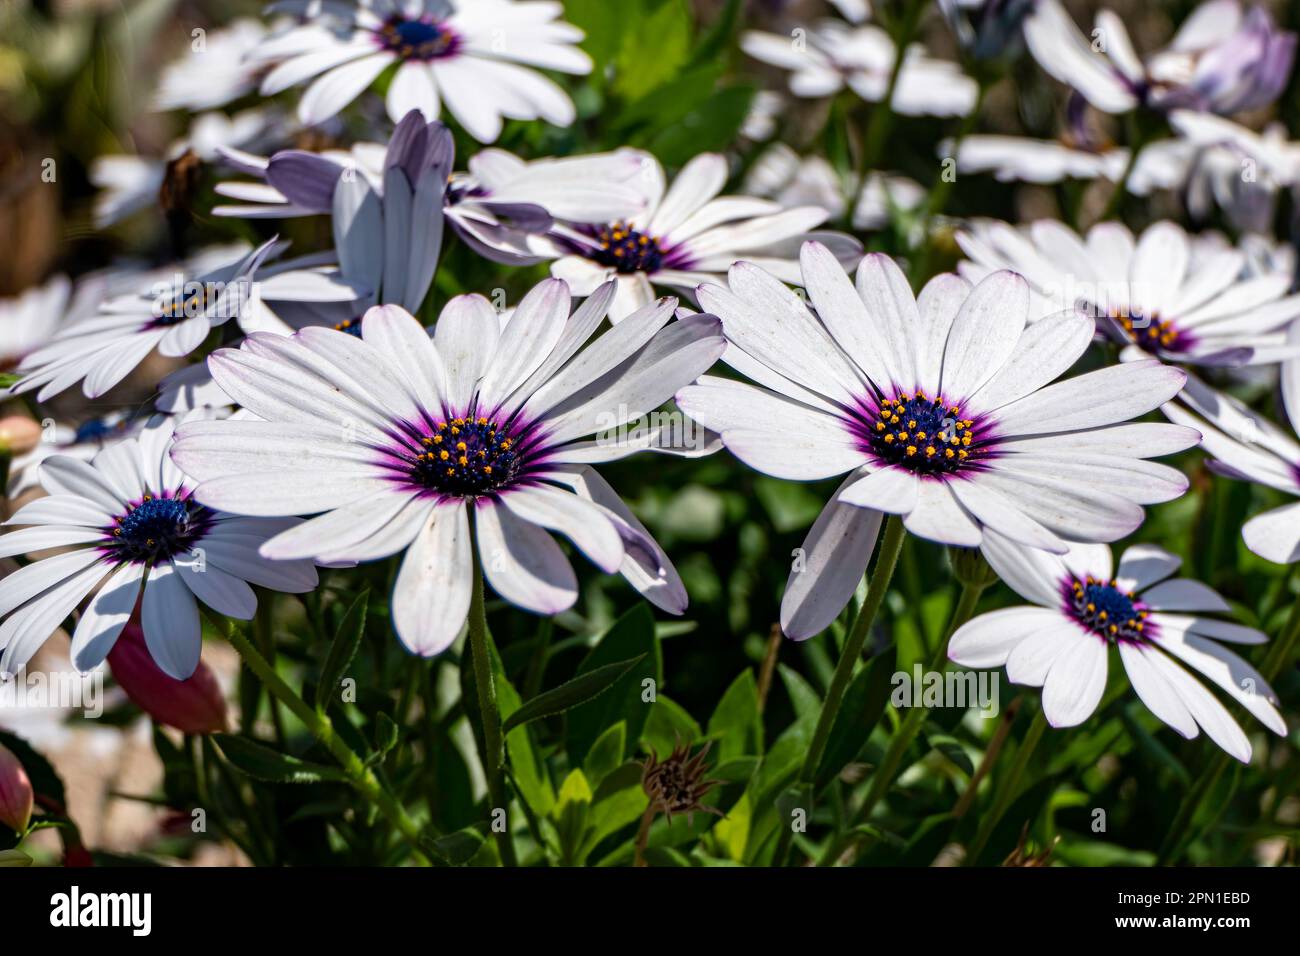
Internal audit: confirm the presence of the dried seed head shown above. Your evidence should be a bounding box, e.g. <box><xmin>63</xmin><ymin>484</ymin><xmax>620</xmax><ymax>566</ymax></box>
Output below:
<box><xmin>640</xmin><ymin>738</ymin><xmax>724</xmax><ymax>824</ymax></box>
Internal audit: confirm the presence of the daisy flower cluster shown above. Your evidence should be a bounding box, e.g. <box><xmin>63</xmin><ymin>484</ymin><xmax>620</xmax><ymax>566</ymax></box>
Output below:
<box><xmin>0</xmin><ymin>0</ymin><xmax>1294</xmax><ymax>875</ymax></box>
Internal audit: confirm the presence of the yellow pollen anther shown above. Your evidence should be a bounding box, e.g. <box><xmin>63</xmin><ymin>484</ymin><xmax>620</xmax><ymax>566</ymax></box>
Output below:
<box><xmin>905</xmin><ymin>445</ymin><xmax>917</xmax><ymax>456</ymax></box>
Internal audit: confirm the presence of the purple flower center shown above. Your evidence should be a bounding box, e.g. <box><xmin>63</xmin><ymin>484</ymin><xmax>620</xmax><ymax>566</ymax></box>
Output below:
<box><xmin>588</xmin><ymin>221</ymin><xmax>664</xmax><ymax>274</ymax></box>
<box><xmin>1115</xmin><ymin>310</ymin><xmax>1192</xmax><ymax>354</ymax></box>
<box><xmin>406</xmin><ymin>416</ymin><xmax>522</xmax><ymax>496</ymax></box>
<box><xmin>104</xmin><ymin>493</ymin><xmax>211</xmax><ymax>564</ymax></box>
<box><xmin>1064</xmin><ymin>575</ymin><xmax>1152</xmax><ymax>643</ymax></box>
<box><xmin>860</xmin><ymin>391</ymin><xmax>986</xmax><ymax>476</ymax></box>
<box><xmin>378</xmin><ymin>17</ymin><xmax>458</xmax><ymax>60</ymax></box>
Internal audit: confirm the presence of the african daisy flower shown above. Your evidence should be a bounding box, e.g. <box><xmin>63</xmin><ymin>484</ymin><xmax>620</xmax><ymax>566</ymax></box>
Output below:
<box><xmin>10</xmin><ymin>241</ymin><xmax>361</xmax><ymax>402</ymax></box>
<box><xmin>168</xmin><ymin>280</ymin><xmax>726</xmax><ymax>655</ymax></box>
<box><xmin>950</xmin><ymin>532</ymin><xmax>1286</xmax><ymax>762</ymax></box>
<box><xmin>545</xmin><ymin>152</ymin><xmax>861</xmax><ymax>321</ymax></box>
<box><xmin>0</xmin><ymin>414</ymin><xmax>319</xmax><ymax>679</ymax></box>
<box><xmin>956</xmin><ymin>219</ymin><xmax>1300</xmax><ymax>368</ymax></box>
<box><xmin>249</xmin><ymin>0</ymin><xmax>591</xmax><ymax>141</ymax></box>
<box><xmin>1164</xmin><ymin>355</ymin><xmax>1300</xmax><ymax>565</ymax></box>
<box><xmin>740</xmin><ymin>18</ymin><xmax>977</xmax><ymax>116</ymax></box>
<box><xmin>675</xmin><ymin>242</ymin><xmax>1195</xmax><ymax>639</ymax></box>
<box><xmin>1024</xmin><ymin>0</ymin><xmax>1294</xmax><ymax>117</ymax></box>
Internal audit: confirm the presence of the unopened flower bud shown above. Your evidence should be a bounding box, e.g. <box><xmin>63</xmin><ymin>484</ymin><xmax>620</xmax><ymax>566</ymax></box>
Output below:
<box><xmin>949</xmin><ymin>546</ymin><xmax>999</xmax><ymax>588</ymax></box>
<box><xmin>0</xmin><ymin>741</ymin><xmax>34</xmax><ymax>833</ymax></box>
<box><xmin>0</xmin><ymin>416</ymin><xmax>42</xmax><ymax>455</ymax></box>
<box><xmin>108</xmin><ymin>622</ymin><xmax>227</xmax><ymax>734</ymax></box>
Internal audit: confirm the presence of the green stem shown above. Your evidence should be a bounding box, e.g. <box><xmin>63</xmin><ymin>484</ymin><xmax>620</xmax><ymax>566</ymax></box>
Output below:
<box><xmin>1098</xmin><ymin>110</ymin><xmax>1148</xmax><ymax>222</ymax></box>
<box><xmin>253</xmin><ymin>595</ymin><xmax>285</xmax><ymax>745</ymax></box>
<box><xmin>467</xmin><ymin>544</ymin><xmax>519</xmax><ymax>867</ymax></box>
<box><xmin>775</xmin><ymin>516</ymin><xmax>907</xmax><ymax>866</ymax></box>
<box><xmin>207</xmin><ymin>610</ymin><xmax>434</xmax><ymax>865</ymax></box>
<box><xmin>909</xmin><ymin>79</ymin><xmax>989</xmax><ymax>284</ymax></box>
<box><xmin>821</xmin><ymin>576</ymin><xmax>988</xmax><ymax>866</ymax></box>
<box><xmin>965</xmin><ymin>705</ymin><xmax>1048</xmax><ymax>865</ymax></box>
<box><xmin>857</xmin><ymin>0</ymin><xmax>926</xmax><ymax>182</ymax></box>
<box><xmin>1156</xmin><ymin>573</ymin><xmax>1300</xmax><ymax>864</ymax></box>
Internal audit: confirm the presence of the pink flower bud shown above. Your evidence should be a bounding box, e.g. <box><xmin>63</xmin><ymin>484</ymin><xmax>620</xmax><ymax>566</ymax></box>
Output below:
<box><xmin>0</xmin><ymin>741</ymin><xmax>33</xmax><ymax>833</ymax></box>
<box><xmin>108</xmin><ymin>622</ymin><xmax>227</xmax><ymax>735</ymax></box>
<box><xmin>0</xmin><ymin>416</ymin><xmax>42</xmax><ymax>455</ymax></box>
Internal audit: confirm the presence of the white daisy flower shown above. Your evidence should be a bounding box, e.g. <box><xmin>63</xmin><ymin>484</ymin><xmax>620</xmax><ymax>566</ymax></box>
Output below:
<box><xmin>950</xmin><ymin>532</ymin><xmax>1286</xmax><ymax>761</ymax></box>
<box><xmin>0</xmin><ymin>413</ymin><xmax>320</xmax><ymax>679</ymax></box>
<box><xmin>956</xmin><ymin>219</ymin><xmax>1300</xmax><ymax>368</ymax></box>
<box><xmin>675</xmin><ymin>243</ymin><xmax>1195</xmax><ymax>638</ymax></box>
<box><xmin>153</xmin><ymin>18</ymin><xmax>271</xmax><ymax>112</ymax></box>
<box><xmin>740</xmin><ymin>19</ymin><xmax>977</xmax><ymax>116</ymax></box>
<box><xmin>249</xmin><ymin>0</ymin><xmax>591</xmax><ymax>141</ymax></box>
<box><xmin>945</xmin><ymin>135</ymin><xmax>1198</xmax><ymax>194</ymax></box>
<box><xmin>168</xmin><ymin>281</ymin><xmax>726</xmax><ymax>655</ymax></box>
<box><xmin>546</xmin><ymin>152</ymin><xmax>862</xmax><ymax>322</ymax></box>
<box><xmin>1164</xmin><ymin>355</ymin><xmax>1300</xmax><ymax>565</ymax></box>
<box><xmin>1024</xmin><ymin>0</ymin><xmax>1295</xmax><ymax>117</ymax></box>
<box><xmin>212</xmin><ymin>113</ymin><xmax>650</xmax><ymax>267</ymax></box>
<box><xmin>9</xmin><ymin>240</ymin><xmax>356</xmax><ymax>402</ymax></box>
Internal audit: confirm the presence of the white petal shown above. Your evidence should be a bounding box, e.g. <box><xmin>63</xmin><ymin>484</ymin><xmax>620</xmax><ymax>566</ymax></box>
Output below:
<box><xmin>949</xmin><ymin>606</ymin><xmax>1063</xmax><ymax>669</ymax></box>
<box><xmin>838</xmin><ymin>466</ymin><xmax>919</xmax><ymax>514</ymax></box>
<box><xmin>1041</xmin><ymin>633</ymin><xmax>1108</xmax><ymax>727</ymax></box>
<box><xmin>475</xmin><ymin>499</ymin><xmax>577</xmax><ymax>615</ymax></box>
<box><xmin>70</xmin><ymin>560</ymin><xmax>144</xmax><ymax>671</ymax></box>
<box><xmin>901</xmin><ymin>479</ymin><xmax>982</xmax><ymax>547</ymax></box>
<box><xmin>141</xmin><ymin>561</ymin><xmax>202</xmax><ymax>679</ymax></box>
<box><xmin>1115</xmin><ymin>543</ymin><xmax>1182</xmax><ymax>593</ymax></box>
<box><xmin>1144</xmin><ymin>649</ymin><xmax>1252</xmax><ymax>762</ymax></box>
<box><xmin>499</xmin><ymin>484</ymin><xmax>624</xmax><ymax>574</ymax></box>
<box><xmin>392</xmin><ymin>503</ymin><xmax>471</xmax><ymax>656</ymax></box>
<box><xmin>1242</xmin><ymin>502</ymin><xmax>1300</xmax><ymax>564</ymax></box>
<box><xmin>949</xmin><ymin>478</ymin><xmax>1066</xmax><ymax>553</ymax></box>
<box><xmin>1118</xmin><ymin>642</ymin><xmax>1198</xmax><ymax>739</ymax></box>
<box><xmin>780</xmin><ymin>475</ymin><xmax>882</xmax><ymax>640</ymax></box>
<box><xmin>967</xmin><ymin>310</ymin><xmax>1094</xmax><ymax>413</ymax></box>
<box><xmin>173</xmin><ymin>551</ymin><xmax>258</xmax><ymax>620</ymax></box>
<box><xmin>1141</xmin><ymin>579</ymin><xmax>1232</xmax><ymax>613</ymax></box>
<box><xmin>1005</xmin><ymin>622</ymin><xmax>1078</xmax><ymax>686</ymax></box>
<box><xmin>992</xmin><ymin>360</ymin><xmax>1186</xmax><ymax>437</ymax></box>
<box><xmin>940</xmin><ymin>270</ymin><xmax>1028</xmax><ymax>401</ymax></box>
<box><xmin>435</xmin><ymin>294</ymin><xmax>499</xmax><ymax>411</ymax></box>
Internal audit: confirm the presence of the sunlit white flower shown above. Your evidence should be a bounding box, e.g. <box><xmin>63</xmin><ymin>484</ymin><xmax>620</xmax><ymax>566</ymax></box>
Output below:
<box><xmin>1164</xmin><ymin>355</ymin><xmax>1300</xmax><ymax>565</ymax></box>
<box><xmin>1024</xmin><ymin>0</ymin><xmax>1295</xmax><ymax>116</ymax></box>
<box><xmin>946</xmin><ymin>135</ymin><xmax>1196</xmax><ymax>195</ymax></box>
<box><xmin>249</xmin><ymin>0</ymin><xmax>591</xmax><ymax>141</ymax></box>
<box><xmin>90</xmin><ymin>111</ymin><xmax>274</xmax><ymax>228</ymax></box>
<box><xmin>546</xmin><ymin>152</ymin><xmax>861</xmax><ymax>321</ymax></box>
<box><xmin>957</xmin><ymin>219</ymin><xmax>1300</xmax><ymax>367</ymax></box>
<box><xmin>10</xmin><ymin>240</ymin><xmax>356</xmax><ymax>402</ymax></box>
<box><xmin>676</xmin><ymin>243</ymin><xmax>1195</xmax><ymax>638</ymax></box>
<box><xmin>0</xmin><ymin>414</ymin><xmax>319</xmax><ymax>679</ymax></box>
<box><xmin>153</xmin><ymin>18</ymin><xmax>270</xmax><ymax>112</ymax></box>
<box><xmin>169</xmin><ymin>281</ymin><xmax>726</xmax><ymax>655</ymax></box>
<box><xmin>950</xmin><ymin>533</ymin><xmax>1286</xmax><ymax>761</ymax></box>
<box><xmin>741</xmin><ymin>19</ymin><xmax>977</xmax><ymax>116</ymax></box>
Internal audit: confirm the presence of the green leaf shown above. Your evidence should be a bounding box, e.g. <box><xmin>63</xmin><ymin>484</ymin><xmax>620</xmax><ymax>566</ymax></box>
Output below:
<box><xmin>777</xmin><ymin>664</ymin><xmax>820</xmax><ymax>724</ymax></box>
<box><xmin>583</xmin><ymin>722</ymin><xmax>628</xmax><ymax>788</ymax></box>
<box><xmin>315</xmin><ymin>588</ymin><xmax>369</xmax><ymax>711</ymax></box>
<box><xmin>642</xmin><ymin>694</ymin><xmax>703</xmax><ymax>756</ymax></box>
<box><xmin>925</xmin><ymin>728</ymin><xmax>975</xmax><ymax>777</ymax></box>
<box><xmin>814</xmin><ymin>644</ymin><xmax>897</xmax><ymax>790</ymax></box>
<box><xmin>707</xmin><ymin>670</ymin><xmax>762</xmax><ymax>762</ymax></box>
<box><xmin>502</xmin><ymin>653</ymin><xmax>646</xmax><ymax>733</ymax></box>
<box><xmin>562</xmin><ymin>0</ymin><xmax>626</xmax><ymax>71</ymax></box>
<box><xmin>613</xmin><ymin>0</ymin><xmax>693</xmax><ymax>101</ymax></box>
<box><xmin>424</xmin><ymin>827</ymin><xmax>487</xmax><ymax>866</ymax></box>
<box><xmin>566</xmin><ymin>605</ymin><xmax>661</xmax><ymax>765</ymax></box>
<box><xmin>647</xmin><ymin>84</ymin><xmax>754</xmax><ymax>167</ymax></box>
<box><xmin>213</xmin><ymin>734</ymin><xmax>347</xmax><ymax>785</ymax></box>
<box><xmin>552</xmin><ymin>769</ymin><xmax>594</xmax><ymax>866</ymax></box>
